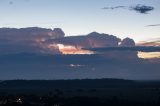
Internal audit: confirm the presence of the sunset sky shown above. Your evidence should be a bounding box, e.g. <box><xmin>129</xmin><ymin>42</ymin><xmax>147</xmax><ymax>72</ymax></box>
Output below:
<box><xmin>0</xmin><ymin>0</ymin><xmax>159</xmax><ymax>42</ymax></box>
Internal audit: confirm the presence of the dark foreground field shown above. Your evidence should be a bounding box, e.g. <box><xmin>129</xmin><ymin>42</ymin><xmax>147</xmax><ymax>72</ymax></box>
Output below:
<box><xmin>0</xmin><ymin>79</ymin><xmax>160</xmax><ymax>106</ymax></box>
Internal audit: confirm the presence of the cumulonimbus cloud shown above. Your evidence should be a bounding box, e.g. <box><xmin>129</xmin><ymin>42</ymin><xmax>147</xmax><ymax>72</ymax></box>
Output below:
<box><xmin>0</xmin><ymin>27</ymin><xmax>65</xmax><ymax>54</ymax></box>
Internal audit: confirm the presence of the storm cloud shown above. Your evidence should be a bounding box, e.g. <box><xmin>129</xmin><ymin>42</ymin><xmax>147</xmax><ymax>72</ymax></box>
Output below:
<box><xmin>0</xmin><ymin>28</ymin><xmax>139</xmax><ymax>59</ymax></box>
<box><xmin>47</xmin><ymin>32</ymin><xmax>121</xmax><ymax>48</ymax></box>
<box><xmin>0</xmin><ymin>27</ymin><xmax>65</xmax><ymax>54</ymax></box>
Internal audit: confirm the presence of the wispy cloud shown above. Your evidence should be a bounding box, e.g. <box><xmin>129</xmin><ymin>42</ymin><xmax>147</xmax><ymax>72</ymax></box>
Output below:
<box><xmin>102</xmin><ymin>4</ymin><xmax>155</xmax><ymax>14</ymax></box>
<box><xmin>145</xmin><ymin>24</ymin><xmax>160</xmax><ymax>27</ymax></box>
<box><xmin>130</xmin><ymin>4</ymin><xmax>154</xmax><ymax>14</ymax></box>
<box><xmin>102</xmin><ymin>6</ymin><xmax>126</xmax><ymax>10</ymax></box>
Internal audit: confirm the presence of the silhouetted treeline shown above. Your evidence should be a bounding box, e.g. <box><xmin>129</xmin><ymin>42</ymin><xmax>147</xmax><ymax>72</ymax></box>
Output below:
<box><xmin>0</xmin><ymin>79</ymin><xmax>134</xmax><ymax>90</ymax></box>
<box><xmin>1</xmin><ymin>79</ymin><xmax>160</xmax><ymax>106</ymax></box>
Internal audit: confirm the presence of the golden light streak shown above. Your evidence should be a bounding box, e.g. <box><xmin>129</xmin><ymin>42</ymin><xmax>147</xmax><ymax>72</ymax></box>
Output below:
<box><xmin>138</xmin><ymin>52</ymin><xmax>160</xmax><ymax>59</ymax></box>
<box><xmin>137</xmin><ymin>41</ymin><xmax>160</xmax><ymax>46</ymax></box>
<box><xmin>57</xmin><ymin>44</ymin><xmax>94</xmax><ymax>54</ymax></box>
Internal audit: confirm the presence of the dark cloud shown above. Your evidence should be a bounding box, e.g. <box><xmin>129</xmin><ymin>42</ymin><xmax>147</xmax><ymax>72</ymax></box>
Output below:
<box><xmin>145</xmin><ymin>24</ymin><xmax>160</xmax><ymax>27</ymax></box>
<box><xmin>0</xmin><ymin>28</ymin><xmax>139</xmax><ymax>58</ymax></box>
<box><xmin>84</xmin><ymin>46</ymin><xmax>160</xmax><ymax>52</ymax></box>
<box><xmin>0</xmin><ymin>29</ymin><xmax>160</xmax><ymax>80</ymax></box>
<box><xmin>130</xmin><ymin>4</ymin><xmax>154</xmax><ymax>14</ymax></box>
<box><xmin>47</xmin><ymin>34</ymin><xmax>138</xmax><ymax>59</ymax></box>
<box><xmin>120</xmin><ymin>38</ymin><xmax>135</xmax><ymax>47</ymax></box>
<box><xmin>102</xmin><ymin>6</ymin><xmax>126</xmax><ymax>10</ymax></box>
<box><xmin>1</xmin><ymin>28</ymin><xmax>131</xmax><ymax>55</ymax></box>
<box><xmin>0</xmin><ymin>27</ymin><xmax>65</xmax><ymax>54</ymax></box>
<box><xmin>47</xmin><ymin>32</ymin><xmax>121</xmax><ymax>48</ymax></box>
<box><xmin>102</xmin><ymin>4</ymin><xmax>154</xmax><ymax>14</ymax></box>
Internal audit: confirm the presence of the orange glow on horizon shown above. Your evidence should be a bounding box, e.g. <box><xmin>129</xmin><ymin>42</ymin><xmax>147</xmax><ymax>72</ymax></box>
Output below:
<box><xmin>57</xmin><ymin>44</ymin><xmax>94</xmax><ymax>54</ymax></box>
<box><xmin>137</xmin><ymin>41</ymin><xmax>160</xmax><ymax>46</ymax></box>
<box><xmin>138</xmin><ymin>52</ymin><xmax>160</xmax><ymax>59</ymax></box>
<box><xmin>47</xmin><ymin>43</ymin><xmax>94</xmax><ymax>54</ymax></box>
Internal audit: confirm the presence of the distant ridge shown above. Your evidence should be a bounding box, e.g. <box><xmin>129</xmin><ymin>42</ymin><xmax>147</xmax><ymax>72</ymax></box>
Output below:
<box><xmin>0</xmin><ymin>79</ymin><xmax>134</xmax><ymax>91</ymax></box>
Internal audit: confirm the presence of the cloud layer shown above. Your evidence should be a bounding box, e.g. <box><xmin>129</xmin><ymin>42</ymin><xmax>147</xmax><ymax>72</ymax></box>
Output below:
<box><xmin>0</xmin><ymin>27</ymin><xmax>65</xmax><ymax>54</ymax></box>
<box><xmin>0</xmin><ymin>28</ymin><xmax>138</xmax><ymax>59</ymax></box>
<box><xmin>84</xmin><ymin>46</ymin><xmax>160</xmax><ymax>52</ymax></box>
<box><xmin>1</xmin><ymin>27</ymin><xmax>158</xmax><ymax>60</ymax></box>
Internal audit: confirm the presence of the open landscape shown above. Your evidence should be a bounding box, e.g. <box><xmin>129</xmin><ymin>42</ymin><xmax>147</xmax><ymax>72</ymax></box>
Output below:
<box><xmin>0</xmin><ymin>79</ymin><xmax>160</xmax><ymax>106</ymax></box>
<box><xmin>0</xmin><ymin>0</ymin><xmax>160</xmax><ymax>105</ymax></box>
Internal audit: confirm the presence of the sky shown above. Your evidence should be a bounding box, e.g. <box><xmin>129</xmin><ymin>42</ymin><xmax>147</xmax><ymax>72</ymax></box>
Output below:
<box><xmin>0</xmin><ymin>0</ymin><xmax>160</xmax><ymax>42</ymax></box>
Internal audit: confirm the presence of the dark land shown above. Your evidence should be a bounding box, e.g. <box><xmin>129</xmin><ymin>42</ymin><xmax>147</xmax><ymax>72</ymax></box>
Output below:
<box><xmin>0</xmin><ymin>79</ymin><xmax>160</xmax><ymax>106</ymax></box>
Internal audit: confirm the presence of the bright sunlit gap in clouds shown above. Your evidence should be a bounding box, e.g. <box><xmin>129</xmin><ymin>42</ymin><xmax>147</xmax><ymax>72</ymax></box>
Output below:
<box><xmin>57</xmin><ymin>44</ymin><xmax>94</xmax><ymax>54</ymax></box>
<box><xmin>138</xmin><ymin>52</ymin><xmax>160</xmax><ymax>59</ymax></box>
<box><xmin>48</xmin><ymin>44</ymin><xmax>94</xmax><ymax>54</ymax></box>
